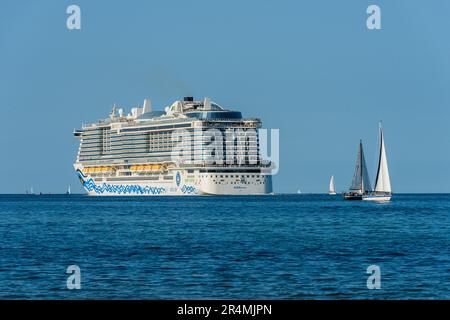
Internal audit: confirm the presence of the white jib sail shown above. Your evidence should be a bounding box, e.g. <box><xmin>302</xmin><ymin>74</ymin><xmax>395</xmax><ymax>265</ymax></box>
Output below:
<box><xmin>329</xmin><ymin>175</ymin><xmax>335</xmax><ymax>193</ymax></box>
<box><xmin>374</xmin><ymin>124</ymin><xmax>392</xmax><ymax>193</ymax></box>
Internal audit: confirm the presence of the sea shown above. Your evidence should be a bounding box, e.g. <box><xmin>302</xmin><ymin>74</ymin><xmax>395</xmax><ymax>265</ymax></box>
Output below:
<box><xmin>0</xmin><ymin>194</ymin><xmax>449</xmax><ymax>299</ymax></box>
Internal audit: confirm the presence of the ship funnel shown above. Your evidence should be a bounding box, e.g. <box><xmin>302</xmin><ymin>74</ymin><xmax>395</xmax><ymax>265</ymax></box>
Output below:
<box><xmin>204</xmin><ymin>97</ymin><xmax>211</xmax><ymax>110</ymax></box>
<box><xmin>143</xmin><ymin>99</ymin><xmax>152</xmax><ymax>113</ymax></box>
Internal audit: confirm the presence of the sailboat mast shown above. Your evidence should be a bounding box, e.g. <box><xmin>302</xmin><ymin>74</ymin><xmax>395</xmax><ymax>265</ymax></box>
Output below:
<box><xmin>374</xmin><ymin>122</ymin><xmax>383</xmax><ymax>190</ymax></box>
<box><xmin>360</xmin><ymin>140</ymin><xmax>363</xmax><ymax>192</ymax></box>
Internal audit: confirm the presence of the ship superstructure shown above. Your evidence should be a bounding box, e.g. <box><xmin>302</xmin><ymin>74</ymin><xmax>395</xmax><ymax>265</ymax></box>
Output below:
<box><xmin>73</xmin><ymin>97</ymin><xmax>273</xmax><ymax>195</ymax></box>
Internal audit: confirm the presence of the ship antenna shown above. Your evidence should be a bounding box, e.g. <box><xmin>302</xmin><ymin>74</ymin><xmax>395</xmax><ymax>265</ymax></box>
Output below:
<box><xmin>110</xmin><ymin>103</ymin><xmax>117</xmax><ymax>119</ymax></box>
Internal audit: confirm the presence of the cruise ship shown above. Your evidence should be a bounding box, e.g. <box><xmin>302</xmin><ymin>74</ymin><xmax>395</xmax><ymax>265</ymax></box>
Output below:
<box><xmin>73</xmin><ymin>97</ymin><xmax>274</xmax><ymax>195</ymax></box>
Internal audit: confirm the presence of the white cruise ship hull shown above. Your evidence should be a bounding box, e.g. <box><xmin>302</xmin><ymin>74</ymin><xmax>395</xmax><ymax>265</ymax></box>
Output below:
<box><xmin>77</xmin><ymin>169</ymin><xmax>272</xmax><ymax>196</ymax></box>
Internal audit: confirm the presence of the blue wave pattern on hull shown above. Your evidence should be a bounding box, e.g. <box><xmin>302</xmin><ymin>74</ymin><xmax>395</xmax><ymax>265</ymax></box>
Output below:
<box><xmin>83</xmin><ymin>178</ymin><xmax>167</xmax><ymax>195</ymax></box>
<box><xmin>181</xmin><ymin>185</ymin><xmax>197</xmax><ymax>194</ymax></box>
<box><xmin>77</xmin><ymin>171</ymin><xmax>198</xmax><ymax>195</ymax></box>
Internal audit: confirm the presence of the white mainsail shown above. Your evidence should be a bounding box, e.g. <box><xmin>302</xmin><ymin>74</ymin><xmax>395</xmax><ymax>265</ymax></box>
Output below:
<box><xmin>329</xmin><ymin>175</ymin><xmax>336</xmax><ymax>194</ymax></box>
<box><xmin>374</xmin><ymin>123</ymin><xmax>391</xmax><ymax>193</ymax></box>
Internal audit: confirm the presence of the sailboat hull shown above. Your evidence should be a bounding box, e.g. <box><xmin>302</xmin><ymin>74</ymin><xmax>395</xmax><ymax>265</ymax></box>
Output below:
<box><xmin>343</xmin><ymin>193</ymin><xmax>363</xmax><ymax>200</ymax></box>
<box><xmin>362</xmin><ymin>194</ymin><xmax>391</xmax><ymax>201</ymax></box>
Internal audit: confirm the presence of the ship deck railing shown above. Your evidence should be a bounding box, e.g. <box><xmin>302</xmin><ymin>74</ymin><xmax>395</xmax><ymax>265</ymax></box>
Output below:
<box><xmin>80</xmin><ymin>117</ymin><xmax>262</xmax><ymax>130</ymax></box>
<box><xmin>77</xmin><ymin>159</ymin><xmax>271</xmax><ymax>168</ymax></box>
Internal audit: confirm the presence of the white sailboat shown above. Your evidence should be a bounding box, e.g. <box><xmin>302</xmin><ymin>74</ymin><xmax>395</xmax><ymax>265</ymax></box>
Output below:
<box><xmin>329</xmin><ymin>175</ymin><xmax>337</xmax><ymax>195</ymax></box>
<box><xmin>363</xmin><ymin>122</ymin><xmax>392</xmax><ymax>201</ymax></box>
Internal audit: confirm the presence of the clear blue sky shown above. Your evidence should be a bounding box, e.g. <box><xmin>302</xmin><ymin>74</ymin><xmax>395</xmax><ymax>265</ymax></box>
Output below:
<box><xmin>1</xmin><ymin>0</ymin><xmax>449</xmax><ymax>193</ymax></box>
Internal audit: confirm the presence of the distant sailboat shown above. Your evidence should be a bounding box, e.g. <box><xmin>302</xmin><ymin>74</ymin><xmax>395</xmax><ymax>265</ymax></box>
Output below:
<box><xmin>363</xmin><ymin>122</ymin><xmax>392</xmax><ymax>201</ymax></box>
<box><xmin>329</xmin><ymin>175</ymin><xmax>336</xmax><ymax>195</ymax></box>
<box><xmin>344</xmin><ymin>140</ymin><xmax>372</xmax><ymax>200</ymax></box>
<box><xmin>66</xmin><ymin>185</ymin><xmax>71</xmax><ymax>195</ymax></box>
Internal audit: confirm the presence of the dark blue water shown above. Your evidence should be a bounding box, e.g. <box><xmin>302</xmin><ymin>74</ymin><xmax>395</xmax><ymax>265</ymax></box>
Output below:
<box><xmin>0</xmin><ymin>194</ymin><xmax>449</xmax><ymax>299</ymax></box>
